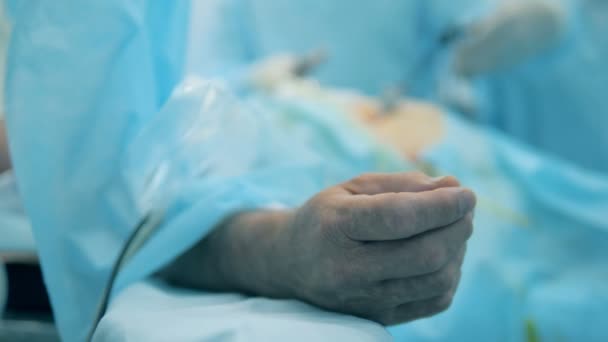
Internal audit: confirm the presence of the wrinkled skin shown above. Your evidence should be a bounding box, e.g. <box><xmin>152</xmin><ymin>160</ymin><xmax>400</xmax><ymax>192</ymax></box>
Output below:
<box><xmin>164</xmin><ymin>172</ymin><xmax>476</xmax><ymax>326</ymax></box>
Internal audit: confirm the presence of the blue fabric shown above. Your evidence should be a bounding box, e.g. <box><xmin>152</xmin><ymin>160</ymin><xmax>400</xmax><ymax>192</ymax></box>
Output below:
<box><xmin>189</xmin><ymin>0</ymin><xmax>483</xmax><ymax>98</ymax></box>
<box><xmin>0</xmin><ymin>172</ymin><xmax>34</xmax><ymax>253</ymax></box>
<box><xmin>479</xmin><ymin>0</ymin><xmax>608</xmax><ymax>174</ymax></box>
<box><xmin>5</xmin><ymin>1</ymin><xmax>191</xmax><ymax>340</ymax></box>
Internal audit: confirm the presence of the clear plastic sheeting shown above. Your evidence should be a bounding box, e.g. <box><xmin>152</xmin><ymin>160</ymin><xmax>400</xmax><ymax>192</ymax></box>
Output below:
<box><xmin>122</xmin><ymin>78</ymin><xmax>262</xmax><ymax>216</ymax></box>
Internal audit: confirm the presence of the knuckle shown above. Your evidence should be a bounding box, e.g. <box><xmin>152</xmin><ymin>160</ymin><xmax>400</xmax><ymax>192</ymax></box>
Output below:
<box><xmin>329</xmin><ymin>209</ymin><xmax>350</xmax><ymax>232</ymax></box>
<box><xmin>321</xmin><ymin>212</ymin><xmax>359</xmax><ymax>248</ymax></box>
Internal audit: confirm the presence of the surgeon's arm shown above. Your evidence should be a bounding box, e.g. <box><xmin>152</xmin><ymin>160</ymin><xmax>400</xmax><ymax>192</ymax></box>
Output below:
<box><xmin>162</xmin><ymin>172</ymin><xmax>476</xmax><ymax>325</ymax></box>
<box><xmin>453</xmin><ymin>0</ymin><xmax>565</xmax><ymax>77</ymax></box>
<box><xmin>0</xmin><ymin>119</ymin><xmax>10</xmax><ymax>172</ymax></box>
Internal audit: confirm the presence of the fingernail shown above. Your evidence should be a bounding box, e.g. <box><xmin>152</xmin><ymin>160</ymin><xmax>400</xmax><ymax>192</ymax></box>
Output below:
<box><xmin>431</xmin><ymin>176</ymin><xmax>447</xmax><ymax>183</ymax></box>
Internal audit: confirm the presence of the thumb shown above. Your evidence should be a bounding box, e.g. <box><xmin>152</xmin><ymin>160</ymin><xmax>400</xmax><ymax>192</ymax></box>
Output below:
<box><xmin>341</xmin><ymin>172</ymin><xmax>460</xmax><ymax>196</ymax></box>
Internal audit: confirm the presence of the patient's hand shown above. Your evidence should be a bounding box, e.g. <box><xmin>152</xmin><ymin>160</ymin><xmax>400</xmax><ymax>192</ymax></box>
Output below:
<box><xmin>162</xmin><ymin>172</ymin><xmax>475</xmax><ymax>326</ymax></box>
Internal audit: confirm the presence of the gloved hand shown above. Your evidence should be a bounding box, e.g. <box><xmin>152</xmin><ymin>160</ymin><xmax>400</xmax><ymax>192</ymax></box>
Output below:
<box><xmin>247</xmin><ymin>50</ymin><xmax>327</xmax><ymax>91</ymax></box>
<box><xmin>163</xmin><ymin>172</ymin><xmax>476</xmax><ymax>325</ymax></box>
<box><xmin>453</xmin><ymin>0</ymin><xmax>565</xmax><ymax>77</ymax></box>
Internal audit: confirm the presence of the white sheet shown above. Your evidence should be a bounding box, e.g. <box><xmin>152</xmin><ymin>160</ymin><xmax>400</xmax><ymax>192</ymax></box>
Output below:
<box><xmin>93</xmin><ymin>280</ymin><xmax>392</xmax><ymax>342</ymax></box>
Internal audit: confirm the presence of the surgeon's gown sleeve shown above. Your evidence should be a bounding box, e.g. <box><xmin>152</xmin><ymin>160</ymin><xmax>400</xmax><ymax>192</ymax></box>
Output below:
<box><xmin>477</xmin><ymin>0</ymin><xmax>608</xmax><ymax>173</ymax></box>
<box><xmin>3</xmin><ymin>1</ymin><xmax>316</xmax><ymax>341</ymax></box>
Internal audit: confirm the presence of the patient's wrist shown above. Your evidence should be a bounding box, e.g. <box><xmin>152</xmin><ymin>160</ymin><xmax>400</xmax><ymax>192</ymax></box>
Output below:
<box><xmin>220</xmin><ymin>211</ymin><xmax>297</xmax><ymax>298</ymax></box>
<box><xmin>160</xmin><ymin>210</ymin><xmax>297</xmax><ymax>299</ymax></box>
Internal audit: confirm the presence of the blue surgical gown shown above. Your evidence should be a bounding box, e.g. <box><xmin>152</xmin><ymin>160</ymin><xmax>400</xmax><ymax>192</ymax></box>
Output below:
<box><xmin>188</xmin><ymin>0</ymin><xmax>483</xmax><ymax>98</ymax></box>
<box><xmin>478</xmin><ymin>0</ymin><xmax>608</xmax><ymax>173</ymax></box>
<box><xmin>5</xmin><ymin>2</ymin><xmax>192</xmax><ymax>340</ymax></box>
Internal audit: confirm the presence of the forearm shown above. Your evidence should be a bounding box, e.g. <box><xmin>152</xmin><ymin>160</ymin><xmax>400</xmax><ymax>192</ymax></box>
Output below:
<box><xmin>160</xmin><ymin>210</ymin><xmax>295</xmax><ymax>299</ymax></box>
